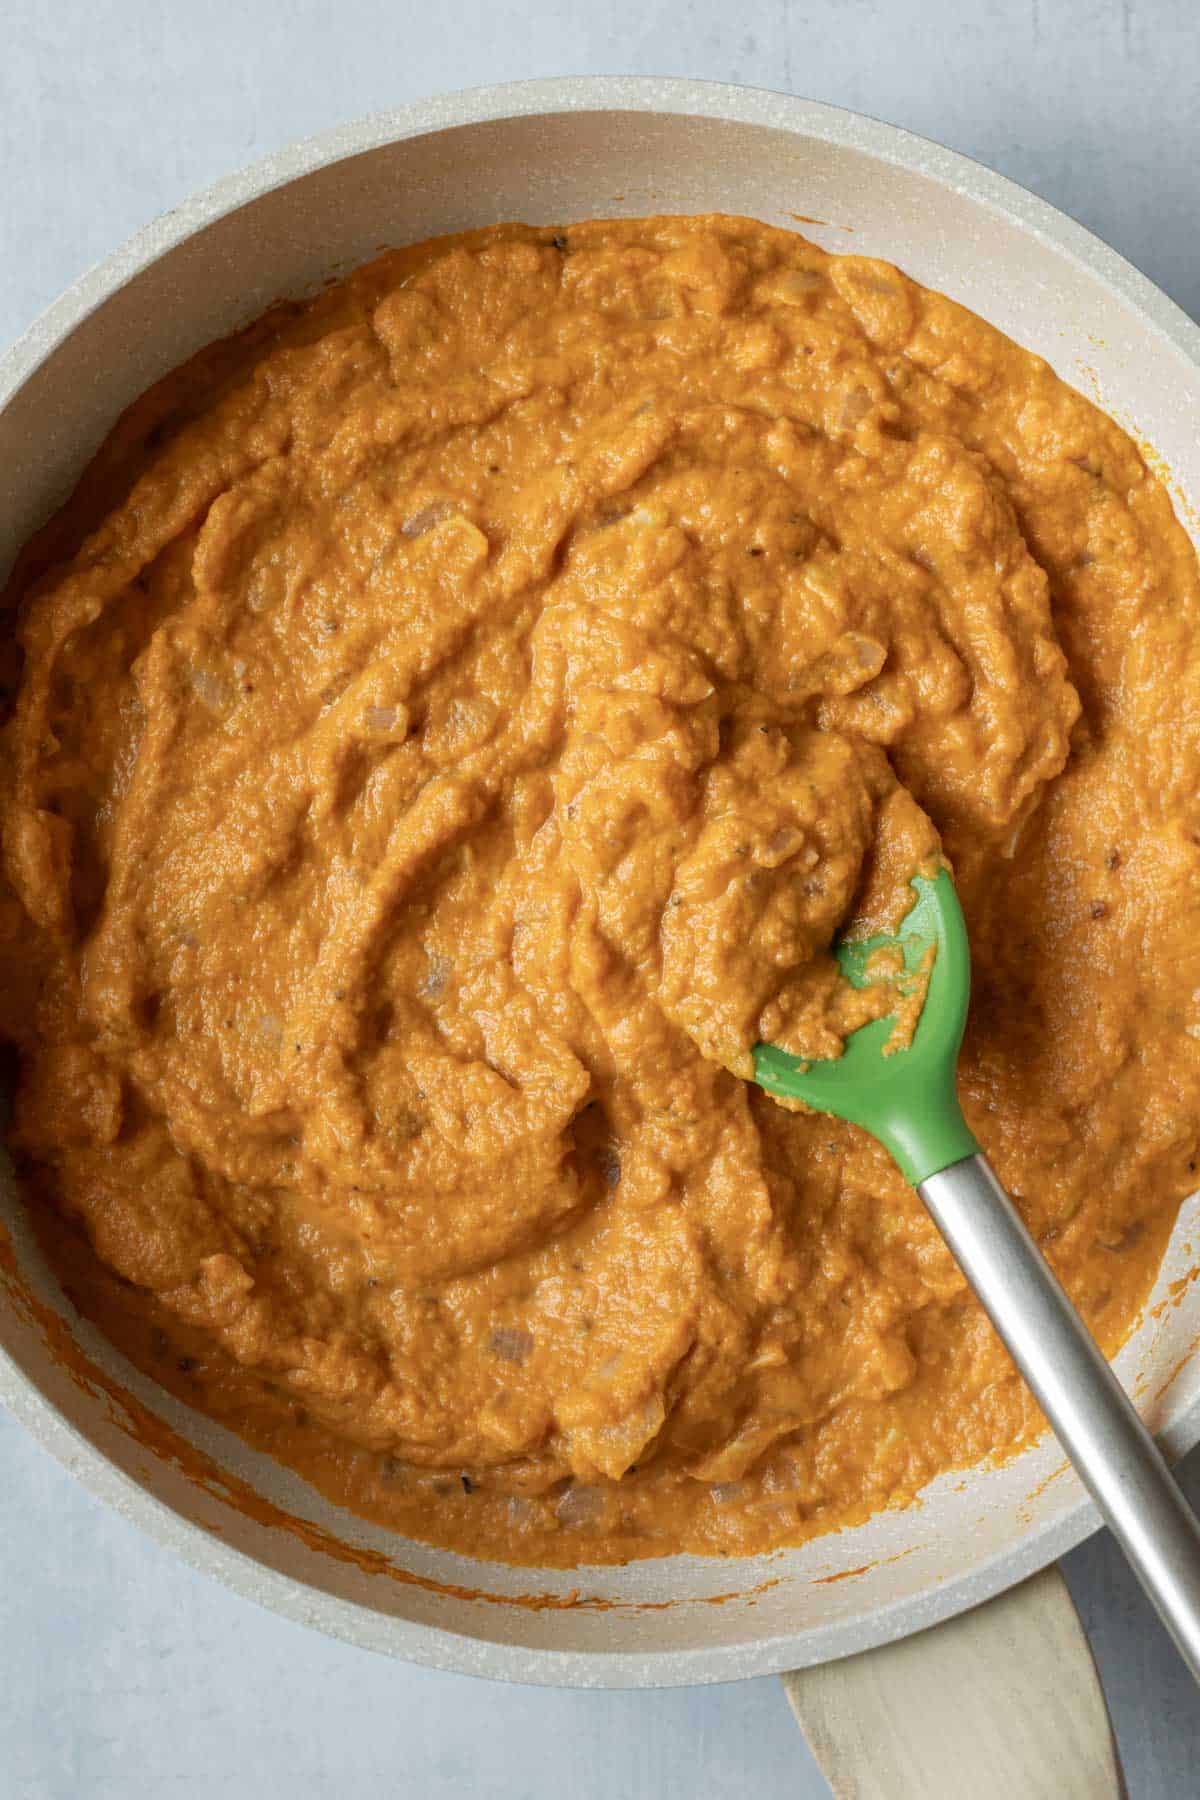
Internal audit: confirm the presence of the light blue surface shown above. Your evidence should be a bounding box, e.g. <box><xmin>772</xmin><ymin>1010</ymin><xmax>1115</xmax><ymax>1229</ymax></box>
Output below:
<box><xmin>2</xmin><ymin>1</ymin><xmax>1199</xmax><ymax>1793</ymax></box>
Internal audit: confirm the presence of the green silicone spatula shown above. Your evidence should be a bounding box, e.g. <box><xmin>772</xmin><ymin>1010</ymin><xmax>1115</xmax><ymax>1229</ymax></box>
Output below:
<box><xmin>755</xmin><ymin>868</ymin><xmax>978</xmax><ymax>1186</ymax></box>
<box><xmin>753</xmin><ymin>868</ymin><xmax>1200</xmax><ymax>1682</ymax></box>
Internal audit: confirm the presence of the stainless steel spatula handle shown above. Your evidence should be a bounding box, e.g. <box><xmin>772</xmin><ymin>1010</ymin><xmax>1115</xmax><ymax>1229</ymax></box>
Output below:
<box><xmin>921</xmin><ymin>1152</ymin><xmax>1200</xmax><ymax>1682</ymax></box>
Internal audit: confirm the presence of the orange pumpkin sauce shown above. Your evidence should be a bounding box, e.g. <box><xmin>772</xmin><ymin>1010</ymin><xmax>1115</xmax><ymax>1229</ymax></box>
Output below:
<box><xmin>2</xmin><ymin>216</ymin><xmax>1199</xmax><ymax>1567</ymax></box>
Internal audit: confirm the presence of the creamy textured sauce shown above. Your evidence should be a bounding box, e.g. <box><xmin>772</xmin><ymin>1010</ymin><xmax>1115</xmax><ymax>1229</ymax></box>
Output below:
<box><xmin>3</xmin><ymin>216</ymin><xmax>1200</xmax><ymax>1567</ymax></box>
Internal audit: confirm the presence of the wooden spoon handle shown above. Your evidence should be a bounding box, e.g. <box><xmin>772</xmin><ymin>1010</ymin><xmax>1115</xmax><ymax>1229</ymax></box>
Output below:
<box><xmin>781</xmin><ymin>1563</ymin><xmax>1123</xmax><ymax>1799</ymax></box>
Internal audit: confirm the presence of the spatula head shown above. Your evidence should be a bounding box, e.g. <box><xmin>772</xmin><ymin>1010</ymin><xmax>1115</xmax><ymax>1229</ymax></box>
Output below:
<box><xmin>752</xmin><ymin>868</ymin><xmax>978</xmax><ymax>1185</ymax></box>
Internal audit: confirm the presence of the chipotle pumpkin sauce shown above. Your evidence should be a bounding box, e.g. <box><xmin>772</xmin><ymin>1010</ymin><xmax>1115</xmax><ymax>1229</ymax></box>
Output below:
<box><xmin>2</xmin><ymin>216</ymin><xmax>1200</xmax><ymax>1569</ymax></box>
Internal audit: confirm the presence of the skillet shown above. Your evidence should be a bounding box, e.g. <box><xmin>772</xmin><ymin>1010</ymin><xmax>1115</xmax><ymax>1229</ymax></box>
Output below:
<box><xmin>2</xmin><ymin>76</ymin><xmax>1200</xmax><ymax>1691</ymax></box>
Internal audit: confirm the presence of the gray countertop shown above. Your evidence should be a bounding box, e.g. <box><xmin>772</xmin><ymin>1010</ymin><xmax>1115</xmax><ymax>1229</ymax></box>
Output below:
<box><xmin>2</xmin><ymin>0</ymin><xmax>1198</xmax><ymax>1792</ymax></box>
